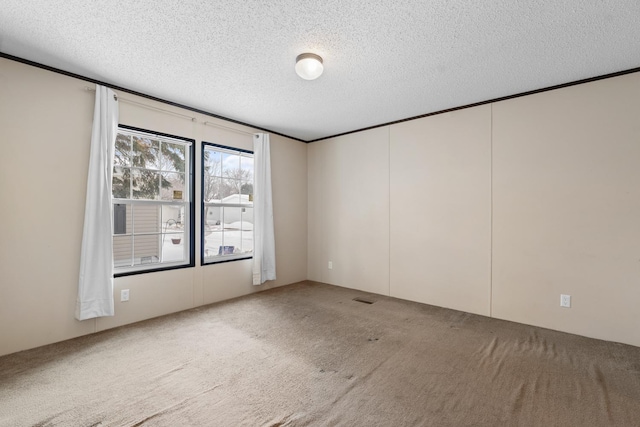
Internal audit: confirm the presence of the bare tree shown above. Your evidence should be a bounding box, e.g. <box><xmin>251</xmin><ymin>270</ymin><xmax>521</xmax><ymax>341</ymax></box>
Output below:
<box><xmin>202</xmin><ymin>150</ymin><xmax>222</xmax><ymax>202</ymax></box>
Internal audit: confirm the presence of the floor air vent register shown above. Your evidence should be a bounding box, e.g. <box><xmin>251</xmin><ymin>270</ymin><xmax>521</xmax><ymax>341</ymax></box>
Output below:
<box><xmin>352</xmin><ymin>297</ymin><xmax>375</xmax><ymax>304</ymax></box>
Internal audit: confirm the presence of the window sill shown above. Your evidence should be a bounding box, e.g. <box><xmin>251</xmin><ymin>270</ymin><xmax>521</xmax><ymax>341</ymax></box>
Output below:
<box><xmin>114</xmin><ymin>261</ymin><xmax>194</xmax><ymax>278</ymax></box>
<box><xmin>202</xmin><ymin>255</ymin><xmax>253</xmax><ymax>266</ymax></box>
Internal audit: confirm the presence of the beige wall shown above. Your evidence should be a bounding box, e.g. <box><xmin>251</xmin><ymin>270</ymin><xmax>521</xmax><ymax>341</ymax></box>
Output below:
<box><xmin>307</xmin><ymin>71</ymin><xmax>640</xmax><ymax>347</ymax></box>
<box><xmin>307</xmin><ymin>107</ymin><xmax>492</xmax><ymax>314</ymax></box>
<box><xmin>492</xmin><ymin>72</ymin><xmax>640</xmax><ymax>346</ymax></box>
<box><xmin>307</xmin><ymin>127</ymin><xmax>390</xmax><ymax>295</ymax></box>
<box><xmin>3</xmin><ymin>55</ymin><xmax>640</xmax><ymax>355</ymax></box>
<box><xmin>0</xmin><ymin>58</ymin><xmax>307</xmax><ymax>356</ymax></box>
<box><xmin>390</xmin><ymin>106</ymin><xmax>492</xmax><ymax>316</ymax></box>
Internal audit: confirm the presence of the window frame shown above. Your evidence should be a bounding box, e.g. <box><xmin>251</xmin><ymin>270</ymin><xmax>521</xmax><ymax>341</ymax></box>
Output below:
<box><xmin>201</xmin><ymin>141</ymin><xmax>254</xmax><ymax>266</ymax></box>
<box><xmin>113</xmin><ymin>125</ymin><xmax>195</xmax><ymax>277</ymax></box>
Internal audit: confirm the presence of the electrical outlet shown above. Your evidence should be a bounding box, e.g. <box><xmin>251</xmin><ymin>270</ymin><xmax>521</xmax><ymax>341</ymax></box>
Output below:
<box><xmin>328</xmin><ymin>261</ymin><xmax>333</xmax><ymax>270</ymax></box>
<box><xmin>560</xmin><ymin>294</ymin><xmax>571</xmax><ymax>308</ymax></box>
<box><xmin>121</xmin><ymin>289</ymin><xmax>130</xmax><ymax>302</ymax></box>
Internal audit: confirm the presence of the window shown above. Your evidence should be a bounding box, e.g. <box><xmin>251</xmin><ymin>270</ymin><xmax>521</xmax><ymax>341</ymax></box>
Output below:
<box><xmin>202</xmin><ymin>143</ymin><xmax>254</xmax><ymax>264</ymax></box>
<box><xmin>112</xmin><ymin>126</ymin><xmax>194</xmax><ymax>275</ymax></box>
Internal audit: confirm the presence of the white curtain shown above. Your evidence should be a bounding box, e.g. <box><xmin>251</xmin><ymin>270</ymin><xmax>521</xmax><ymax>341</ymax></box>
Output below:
<box><xmin>253</xmin><ymin>133</ymin><xmax>276</xmax><ymax>285</ymax></box>
<box><xmin>76</xmin><ymin>85</ymin><xmax>119</xmax><ymax>320</ymax></box>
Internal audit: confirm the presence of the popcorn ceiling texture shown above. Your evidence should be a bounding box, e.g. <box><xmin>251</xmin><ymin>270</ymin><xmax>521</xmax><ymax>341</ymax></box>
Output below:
<box><xmin>1</xmin><ymin>1</ymin><xmax>639</xmax><ymax>141</ymax></box>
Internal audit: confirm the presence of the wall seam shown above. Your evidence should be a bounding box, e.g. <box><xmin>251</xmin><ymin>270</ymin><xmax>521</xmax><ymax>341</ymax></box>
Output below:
<box><xmin>388</xmin><ymin>125</ymin><xmax>392</xmax><ymax>297</ymax></box>
<box><xmin>489</xmin><ymin>104</ymin><xmax>494</xmax><ymax>318</ymax></box>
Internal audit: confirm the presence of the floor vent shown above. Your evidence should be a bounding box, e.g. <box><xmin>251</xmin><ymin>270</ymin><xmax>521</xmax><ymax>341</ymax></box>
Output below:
<box><xmin>353</xmin><ymin>297</ymin><xmax>374</xmax><ymax>305</ymax></box>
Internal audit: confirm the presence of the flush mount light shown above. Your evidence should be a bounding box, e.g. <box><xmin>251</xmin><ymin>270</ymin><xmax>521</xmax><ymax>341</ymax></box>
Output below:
<box><xmin>295</xmin><ymin>53</ymin><xmax>324</xmax><ymax>80</ymax></box>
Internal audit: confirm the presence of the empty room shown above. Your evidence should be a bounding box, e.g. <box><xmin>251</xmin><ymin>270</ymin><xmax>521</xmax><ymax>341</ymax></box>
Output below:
<box><xmin>1</xmin><ymin>1</ymin><xmax>640</xmax><ymax>426</ymax></box>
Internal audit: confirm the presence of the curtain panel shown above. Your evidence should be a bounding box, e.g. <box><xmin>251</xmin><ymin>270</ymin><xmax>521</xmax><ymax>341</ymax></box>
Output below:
<box><xmin>76</xmin><ymin>85</ymin><xmax>119</xmax><ymax>320</ymax></box>
<box><xmin>252</xmin><ymin>133</ymin><xmax>276</xmax><ymax>285</ymax></box>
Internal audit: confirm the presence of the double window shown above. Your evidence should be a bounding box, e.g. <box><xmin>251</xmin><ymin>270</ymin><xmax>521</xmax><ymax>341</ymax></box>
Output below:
<box><xmin>202</xmin><ymin>143</ymin><xmax>254</xmax><ymax>264</ymax></box>
<box><xmin>110</xmin><ymin>128</ymin><xmax>251</xmax><ymax>273</ymax></box>
<box><xmin>112</xmin><ymin>126</ymin><xmax>194</xmax><ymax>275</ymax></box>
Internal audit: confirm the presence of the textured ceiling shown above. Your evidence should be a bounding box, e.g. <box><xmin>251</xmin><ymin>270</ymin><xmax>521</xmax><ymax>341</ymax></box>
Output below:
<box><xmin>1</xmin><ymin>1</ymin><xmax>640</xmax><ymax>141</ymax></box>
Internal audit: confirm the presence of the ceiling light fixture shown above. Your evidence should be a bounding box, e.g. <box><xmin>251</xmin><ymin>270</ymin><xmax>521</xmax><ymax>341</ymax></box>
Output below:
<box><xmin>295</xmin><ymin>53</ymin><xmax>324</xmax><ymax>80</ymax></box>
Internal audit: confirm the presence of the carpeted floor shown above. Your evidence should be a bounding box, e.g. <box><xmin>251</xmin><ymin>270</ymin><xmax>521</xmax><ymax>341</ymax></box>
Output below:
<box><xmin>1</xmin><ymin>281</ymin><xmax>640</xmax><ymax>426</ymax></box>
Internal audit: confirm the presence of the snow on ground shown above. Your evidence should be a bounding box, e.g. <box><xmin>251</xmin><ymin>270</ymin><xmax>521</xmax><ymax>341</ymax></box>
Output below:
<box><xmin>204</xmin><ymin>222</ymin><xmax>253</xmax><ymax>257</ymax></box>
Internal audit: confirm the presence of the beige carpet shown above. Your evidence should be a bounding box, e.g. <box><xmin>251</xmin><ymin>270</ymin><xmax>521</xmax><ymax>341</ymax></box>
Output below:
<box><xmin>1</xmin><ymin>281</ymin><xmax>640</xmax><ymax>426</ymax></box>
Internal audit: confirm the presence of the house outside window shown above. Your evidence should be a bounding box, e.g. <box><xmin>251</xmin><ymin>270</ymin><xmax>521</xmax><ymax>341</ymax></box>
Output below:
<box><xmin>202</xmin><ymin>142</ymin><xmax>254</xmax><ymax>264</ymax></box>
<box><xmin>112</xmin><ymin>126</ymin><xmax>194</xmax><ymax>275</ymax></box>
